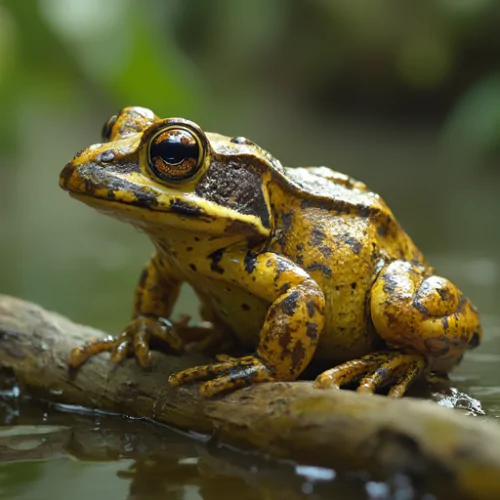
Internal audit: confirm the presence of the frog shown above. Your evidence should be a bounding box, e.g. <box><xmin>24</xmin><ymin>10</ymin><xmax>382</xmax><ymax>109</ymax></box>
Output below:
<box><xmin>59</xmin><ymin>106</ymin><xmax>482</xmax><ymax>398</ymax></box>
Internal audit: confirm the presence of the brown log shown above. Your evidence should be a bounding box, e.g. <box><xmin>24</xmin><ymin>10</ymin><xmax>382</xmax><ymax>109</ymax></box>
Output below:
<box><xmin>1</xmin><ymin>294</ymin><xmax>500</xmax><ymax>499</ymax></box>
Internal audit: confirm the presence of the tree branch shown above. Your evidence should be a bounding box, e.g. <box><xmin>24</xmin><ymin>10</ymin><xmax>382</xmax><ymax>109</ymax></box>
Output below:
<box><xmin>1</xmin><ymin>294</ymin><xmax>500</xmax><ymax>499</ymax></box>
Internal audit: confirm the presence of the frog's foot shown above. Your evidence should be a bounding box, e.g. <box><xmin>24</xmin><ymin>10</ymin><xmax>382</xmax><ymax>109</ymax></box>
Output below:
<box><xmin>168</xmin><ymin>355</ymin><xmax>275</xmax><ymax>397</ymax></box>
<box><xmin>68</xmin><ymin>315</ymin><xmax>184</xmax><ymax>369</ymax></box>
<box><xmin>314</xmin><ymin>351</ymin><xmax>426</xmax><ymax>397</ymax></box>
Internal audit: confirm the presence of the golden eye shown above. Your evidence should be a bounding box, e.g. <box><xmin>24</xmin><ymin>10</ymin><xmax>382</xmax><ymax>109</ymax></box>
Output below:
<box><xmin>101</xmin><ymin>114</ymin><xmax>118</xmax><ymax>142</ymax></box>
<box><xmin>148</xmin><ymin>126</ymin><xmax>204</xmax><ymax>183</ymax></box>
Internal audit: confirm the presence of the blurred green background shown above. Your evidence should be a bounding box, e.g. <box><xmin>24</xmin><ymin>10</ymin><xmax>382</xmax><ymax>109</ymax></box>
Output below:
<box><xmin>1</xmin><ymin>0</ymin><xmax>499</xmax><ymax>380</ymax></box>
<box><xmin>1</xmin><ymin>1</ymin><xmax>500</xmax><ymax>499</ymax></box>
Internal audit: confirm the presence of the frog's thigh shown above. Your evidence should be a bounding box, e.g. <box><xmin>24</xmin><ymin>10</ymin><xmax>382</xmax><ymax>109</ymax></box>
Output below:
<box><xmin>315</xmin><ymin>259</ymin><xmax>478</xmax><ymax>397</ymax></box>
<box><xmin>370</xmin><ymin>260</ymin><xmax>479</xmax><ymax>363</ymax></box>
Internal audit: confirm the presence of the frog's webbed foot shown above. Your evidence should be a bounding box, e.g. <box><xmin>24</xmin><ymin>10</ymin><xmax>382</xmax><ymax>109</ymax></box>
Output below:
<box><xmin>168</xmin><ymin>355</ymin><xmax>275</xmax><ymax>397</ymax></box>
<box><xmin>314</xmin><ymin>351</ymin><xmax>426</xmax><ymax>397</ymax></box>
<box><xmin>68</xmin><ymin>315</ymin><xmax>184</xmax><ymax>368</ymax></box>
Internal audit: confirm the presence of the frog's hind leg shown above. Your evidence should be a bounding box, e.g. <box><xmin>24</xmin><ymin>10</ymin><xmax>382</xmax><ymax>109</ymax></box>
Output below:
<box><xmin>316</xmin><ymin>259</ymin><xmax>481</xmax><ymax>397</ymax></box>
<box><xmin>314</xmin><ymin>351</ymin><xmax>425</xmax><ymax>395</ymax></box>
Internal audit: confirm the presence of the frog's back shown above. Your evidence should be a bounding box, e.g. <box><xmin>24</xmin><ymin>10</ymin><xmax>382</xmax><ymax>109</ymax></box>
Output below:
<box><xmin>267</xmin><ymin>166</ymin><xmax>428</xmax><ymax>361</ymax></box>
<box><xmin>279</xmin><ymin>166</ymin><xmax>427</xmax><ymax>265</ymax></box>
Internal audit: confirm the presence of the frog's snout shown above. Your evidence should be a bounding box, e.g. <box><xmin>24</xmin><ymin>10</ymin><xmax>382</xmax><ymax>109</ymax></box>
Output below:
<box><xmin>59</xmin><ymin>160</ymin><xmax>76</xmax><ymax>191</ymax></box>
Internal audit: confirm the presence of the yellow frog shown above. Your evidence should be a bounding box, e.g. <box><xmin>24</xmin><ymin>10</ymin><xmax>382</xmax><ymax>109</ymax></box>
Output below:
<box><xmin>60</xmin><ymin>107</ymin><xmax>482</xmax><ymax>398</ymax></box>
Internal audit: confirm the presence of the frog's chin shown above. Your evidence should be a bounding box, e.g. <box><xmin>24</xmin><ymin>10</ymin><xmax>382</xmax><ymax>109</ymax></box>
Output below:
<box><xmin>68</xmin><ymin>192</ymin><xmax>270</xmax><ymax>238</ymax></box>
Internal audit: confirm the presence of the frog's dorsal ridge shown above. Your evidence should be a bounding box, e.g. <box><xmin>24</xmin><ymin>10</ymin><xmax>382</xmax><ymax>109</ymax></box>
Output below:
<box><xmin>277</xmin><ymin>166</ymin><xmax>388</xmax><ymax>218</ymax></box>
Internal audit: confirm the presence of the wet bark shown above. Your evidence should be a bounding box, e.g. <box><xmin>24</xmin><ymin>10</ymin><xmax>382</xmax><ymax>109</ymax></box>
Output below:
<box><xmin>1</xmin><ymin>294</ymin><xmax>500</xmax><ymax>499</ymax></box>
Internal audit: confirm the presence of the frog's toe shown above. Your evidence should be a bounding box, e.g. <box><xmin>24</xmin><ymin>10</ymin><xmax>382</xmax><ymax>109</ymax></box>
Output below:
<box><xmin>168</xmin><ymin>360</ymin><xmax>234</xmax><ymax>387</ymax></box>
<box><xmin>169</xmin><ymin>355</ymin><xmax>274</xmax><ymax>397</ymax></box>
<box><xmin>314</xmin><ymin>351</ymin><xmax>426</xmax><ymax>397</ymax></box>
<box><xmin>314</xmin><ymin>352</ymin><xmax>387</xmax><ymax>390</ymax></box>
<box><xmin>386</xmin><ymin>358</ymin><xmax>426</xmax><ymax>397</ymax></box>
<box><xmin>68</xmin><ymin>337</ymin><xmax>118</xmax><ymax>368</ymax></box>
<box><xmin>356</xmin><ymin>352</ymin><xmax>425</xmax><ymax>396</ymax></box>
<box><xmin>120</xmin><ymin>316</ymin><xmax>184</xmax><ymax>367</ymax></box>
<box><xmin>68</xmin><ymin>316</ymin><xmax>184</xmax><ymax>369</ymax></box>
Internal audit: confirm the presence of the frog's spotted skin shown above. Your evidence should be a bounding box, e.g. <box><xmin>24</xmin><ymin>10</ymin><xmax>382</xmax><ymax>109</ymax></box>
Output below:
<box><xmin>61</xmin><ymin>106</ymin><xmax>482</xmax><ymax>398</ymax></box>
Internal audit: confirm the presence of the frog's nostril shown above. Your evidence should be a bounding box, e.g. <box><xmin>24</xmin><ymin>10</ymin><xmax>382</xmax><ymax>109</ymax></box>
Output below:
<box><xmin>98</xmin><ymin>150</ymin><xmax>116</xmax><ymax>163</ymax></box>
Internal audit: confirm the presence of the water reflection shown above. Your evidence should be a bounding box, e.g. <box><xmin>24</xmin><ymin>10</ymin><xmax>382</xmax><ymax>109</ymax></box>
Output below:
<box><xmin>0</xmin><ymin>398</ymin><xmax>472</xmax><ymax>500</ymax></box>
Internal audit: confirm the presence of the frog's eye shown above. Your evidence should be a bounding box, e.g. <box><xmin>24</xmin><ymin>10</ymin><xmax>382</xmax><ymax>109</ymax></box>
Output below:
<box><xmin>101</xmin><ymin>114</ymin><xmax>118</xmax><ymax>142</ymax></box>
<box><xmin>147</xmin><ymin>126</ymin><xmax>204</xmax><ymax>183</ymax></box>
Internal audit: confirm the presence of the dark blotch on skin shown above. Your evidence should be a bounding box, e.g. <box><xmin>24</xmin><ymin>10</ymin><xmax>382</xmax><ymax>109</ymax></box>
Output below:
<box><xmin>319</xmin><ymin>245</ymin><xmax>333</xmax><ymax>258</ymax></box>
<box><xmin>306</xmin><ymin>299</ymin><xmax>316</xmax><ymax>318</ymax></box>
<box><xmin>382</xmin><ymin>273</ymin><xmax>398</xmax><ymax>294</ymax></box>
<box><xmin>310</xmin><ymin>229</ymin><xmax>326</xmax><ymax>247</ymax></box>
<box><xmin>376</xmin><ymin>215</ymin><xmax>392</xmax><ymax>237</ymax></box>
<box><xmin>291</xmin><ymin>341</ymin><xmax>306</xmax><ymax>368</ymax></box>
<box><xmin>351</xmin><ymin>282</ymin><xmax>357</xmax><ymax>290</ymax></box>
<box><xmin>437</xmin><ymin>287</ymin><xmax>450</xmax><ymax>301</ymax></box>
<box><xmin>281</xmin><ymin>211</ymin><xmax>294</xmax><ymax>231</ymax></box>
<box><xmin>341</xmin><ymin>234</ymin><xmax>362</xmax><ymax>255</ymax></box>
<box><xmin>132</xmin><ymin>189</ymin><xmax>160</xmax><ymax>209</ymax></box>
<box><xmin>442</xmin><ymin>316</ymin><xmax>449</xmax><ymax>331</ymax></box>
<box><xmin>282</xmin><ymin>290</ymin><xmax>300</xmax><ymax>316</ymax></box>
<box><xmin>278</xmin><ymin>329</ymin><xmax>293</xmax><ymax>354</ymax></box>
<box><xmin>469</xmin><ymin>331</ymin><xmax>480</xmax><ymax>348</ymax></box>
<box><xmin>306</xmin><ymin>263</ymin><xmax>333</xmax><ymax>278</ymax></box>
<box><xmin>305</xmin><ymin>322</ymin><xmax>318</xmax><ymax>340</ymax></box>
<box><xmin>413</xmin><ymin>296</ymin><xmax>429</xmax><ymax>316</ymax></box>
<box><xmin>356</xmin><ymin>203</ymin><xmax>373</xmax><ymax>218</ymax></box>
<box><xmin>241</xmin><ymin>303</ymin><xmax>251</xmax><ymax>311</ymax></box>
<box><xmin>138</xmin><ymin>267</ymin><xmax>149</xmax><ymax>288</ymax></box>
<box><xmin>195</xmin><ymin>160</ymin><xmax>270</xmax><ymax>228</ymax></box>
<box><xmin>170</xmin><ymin>199</ymin><xmax>205</xmax><ymax>216</ymax></box>
<box><xmin>276</xmin><ymin>211</ymin><xmax>294</xmax><ymax>246</ymax></box>
<box><xmin>189</xmin><ymin>263</ymin><xmax>197</xmax><ymax>272</ymax></box>
<box><xmin>244</xmin><ymin>252</ymin><xmax>258</xmax><ymax>273</ymax></box>
<box><xmin>209</xmin><ymin>249</ymin><xmax>224</xmax><ymax>274</ymax></box>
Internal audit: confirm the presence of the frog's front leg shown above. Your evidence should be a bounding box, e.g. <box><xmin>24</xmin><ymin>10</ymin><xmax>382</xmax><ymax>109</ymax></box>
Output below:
<box><xmin>315</xmin><ymin>260</ymin><xmax>482</xmax><ymax>397</ymax></box>
<box><xmin>68</xmin><ymin>251</ymin><xmax>185</xmax><ymax>368</ymax></box>
<box><xmin>169</xmin><ymin>252</ymin><xmax>325</xmax><ymax>397</ymax></box>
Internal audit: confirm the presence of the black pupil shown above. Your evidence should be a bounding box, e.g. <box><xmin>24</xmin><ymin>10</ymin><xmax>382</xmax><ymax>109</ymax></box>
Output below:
<box><xmin>152</xmin><ymin>131</ymin><xmax>198</xmax><ymax>166</ymax></box>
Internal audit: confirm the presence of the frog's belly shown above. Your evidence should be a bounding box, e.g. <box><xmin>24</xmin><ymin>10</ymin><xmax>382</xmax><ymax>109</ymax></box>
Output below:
<box><xmin>191</xmin><ymin>278</ymin><xmax>269</xmax><ymax>349</ymax></box>
<box><xmin>190</xmin><ymin>277</ymin><xmax>379</xmax><ymax>361</ymax></box>
<box><xmin>315</xmin><ymin>282</ymin><xmax>380</xmax><ymax>361</ymax></box>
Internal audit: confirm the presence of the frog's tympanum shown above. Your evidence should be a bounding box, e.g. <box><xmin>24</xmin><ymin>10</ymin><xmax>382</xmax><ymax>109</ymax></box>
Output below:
<box><xmin>60</xmin><ymin>107</ymin><xmax>482</xmax><ymax>398</ymax></box>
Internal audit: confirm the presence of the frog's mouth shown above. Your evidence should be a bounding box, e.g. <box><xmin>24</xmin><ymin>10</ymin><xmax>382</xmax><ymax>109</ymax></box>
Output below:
<box><xmin>59</xmin><ymin>160</ymin><xmax>270</xmax><ymax>238</ymax></box>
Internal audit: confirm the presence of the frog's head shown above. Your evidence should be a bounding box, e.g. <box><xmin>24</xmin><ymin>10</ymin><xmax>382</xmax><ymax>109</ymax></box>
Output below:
<box><xmin>60</xmin><ymin>107</ymin><xmax>280</xmax><ymax>239</ymax></box>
